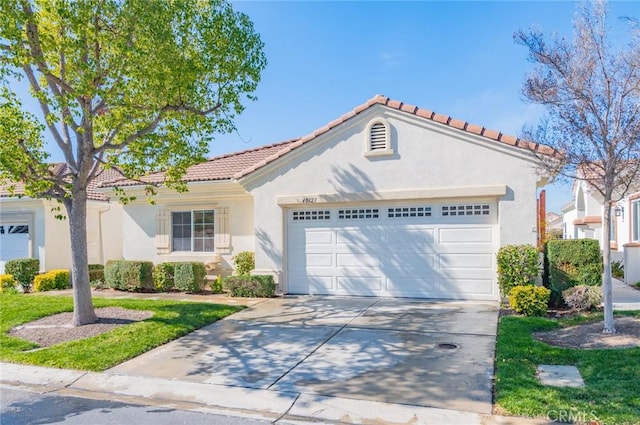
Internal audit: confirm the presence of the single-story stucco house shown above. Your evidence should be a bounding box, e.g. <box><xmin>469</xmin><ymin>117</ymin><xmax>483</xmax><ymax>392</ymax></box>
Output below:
<box><xmin>0</xmin><ymin>165</ymin><xmax>123</xmax><ymax>274</ymax></box>
<box><xmin>95</xmin><ymin>95</ymin><xmax>554</xmax><ymax>301</ymax></box>
<box><xmin>562</xmin><ymin>168</ymin><xmax>640</xmax><ymax>283</ymax></box>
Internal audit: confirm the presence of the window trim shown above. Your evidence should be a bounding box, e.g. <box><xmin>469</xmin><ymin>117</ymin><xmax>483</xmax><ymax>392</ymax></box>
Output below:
<box><xmin>633</xmin><ymin>200</ymin><xmax>640</xmax><ymax>242</ymax></box>
<box><xmin>364</xmin><ymin>118</ymin><xmax>394</xmax><ymax>157</ymax></box>
<box><xmin>171</xmin><ymin>209</ymin><xmax>215</xmax><ymax>253</ymax></box>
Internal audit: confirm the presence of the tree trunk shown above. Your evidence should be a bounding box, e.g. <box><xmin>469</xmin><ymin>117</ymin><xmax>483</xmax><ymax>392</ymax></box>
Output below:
<box><xmin>65</xmin><ymin>190</ymin><xmax>98</xmax><ymax>326</ymax></box>
<box><xmin>602</xmin><ymin>200</ymin><xmax>615</xmax><ymax>333</ymax></box>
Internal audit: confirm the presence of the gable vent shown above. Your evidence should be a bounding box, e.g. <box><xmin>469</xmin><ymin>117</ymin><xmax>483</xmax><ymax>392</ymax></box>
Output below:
<box><xmin>369</xmin><ymin>122</ymin><xmax>388</xmax><ymax>150</ymax></box>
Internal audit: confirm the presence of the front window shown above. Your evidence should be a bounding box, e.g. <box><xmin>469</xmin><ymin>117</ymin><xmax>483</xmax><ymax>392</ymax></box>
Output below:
<box><xmin>172</xmin><ymin>210</ymin><xmax>214</xmax><ymax>252</ymax></box>
<box><xmin>633</xmin><ymin>200</ymin><xmax>640</xmax><ymax>242</ymax></box>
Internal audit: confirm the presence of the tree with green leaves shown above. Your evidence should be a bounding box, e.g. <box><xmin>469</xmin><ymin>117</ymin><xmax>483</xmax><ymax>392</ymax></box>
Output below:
<box><xmin>516</xmin><ymin>0</ymin><xmax>639</xmax><ymax>333</ymax></box>
<box><xmin>0</xmin><ymin>0</ymin><xmax>266</xmax><ymax>325</ymax></box>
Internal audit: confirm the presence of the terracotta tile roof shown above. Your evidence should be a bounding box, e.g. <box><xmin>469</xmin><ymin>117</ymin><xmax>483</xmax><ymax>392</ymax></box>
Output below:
<box><xmin>232</xmin><ymin>95</ymin><xmax>559</xmax><ymax>179</ymax></box>
<box><xmin>573</xmin><ymin>216</ymin><xmax>602</xmax><ymax>226</ymax></box>
<box><xmin>0</xmin><ymin>164</ymin><xmax>126</xmax><ymax>202</ymax></box>
<box><xmin>100</xmin><ymin>139</ymin><xmax>299</xmax><ymax>188</ymax></box>
<box><xmin>91</xmin><ymin>95</ymin><xmax>559</xmax><ymax>188</ymax></box>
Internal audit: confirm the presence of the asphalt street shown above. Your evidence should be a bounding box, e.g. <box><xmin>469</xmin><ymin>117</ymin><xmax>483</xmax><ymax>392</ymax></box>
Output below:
<box><xmin>0</xmin><ymin>387</ymin><xmax>271</xmax><ymax>425</ymax></box>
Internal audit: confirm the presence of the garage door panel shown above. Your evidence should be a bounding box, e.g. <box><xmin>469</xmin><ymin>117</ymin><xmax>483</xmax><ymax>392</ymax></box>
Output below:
<box><xmin>386</xmin><ymin>277</ymin><xmax>441</xmax><ymax>297</ymax></box>
<box><xmin>446</xmin><ymin>279</ymin><xmax>495</xmax><ymax>295</ymax></box>
<box><xmin>440</xmin><ymin>253</ymin><xmax>495</xmax><ymax>269</ymax></box>
<box><xmin>306</xmin><ymin>253</ymin><xmax>334</xmax><ymax>267</ymax></box>
<box><xmin>336</xmin><ymin>253</ymin><xmax>380</xmax><ymax>268</ymax></box>
<box><xmin>385</xmin><ymin>253</ymin><xmax>436</xmax><ymax>273</ymax></box>
<box><xmin>386</xmin><ymin>228</ymin><xmax>434</xmax><ymax>251</ymax></box>
<box><xmin>439</xmin><ymin>227</ymin><xmax>494</xmax><ymax>244</ymax></box>
<box><xmin>337</xmin><ymin>276</ymin><xmax>383</xmax><ymax>294</ymax></box>
<box><xmin>308</xmin><ymin>276</ymin><xmax>334</xmax><ymax>294</ymax></box>
<box><xmin>336</xmin><ymin>228</ymin><xmax>381</xmax><ymax>246</ymax></box>
<box><xmin>306</xmin><ymin>230</ymin><xmax>333</xmax><ymax>245</ymax></box>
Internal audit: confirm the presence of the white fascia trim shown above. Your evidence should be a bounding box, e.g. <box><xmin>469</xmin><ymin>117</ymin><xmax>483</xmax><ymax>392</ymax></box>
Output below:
<box><xmin>106</xmin><ymin>181</ymin><xmax>250</xmax><ymax>205</ymax></box>
<box><xmin>387</xmin><ymin>108</ymin><xmax>547</xmax><ymax>165</ymax></box>
<box><xmin>276</xmin><ymin>184</ymin><xmax>507</xmax><ymax>206</ymax></box>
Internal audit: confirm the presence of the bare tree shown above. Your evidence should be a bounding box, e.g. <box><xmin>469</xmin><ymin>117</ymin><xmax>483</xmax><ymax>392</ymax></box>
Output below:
<box><xmin>515</xmin><ymin>0</ymin><xmax>640</xmax><ymax>333</ymax></box>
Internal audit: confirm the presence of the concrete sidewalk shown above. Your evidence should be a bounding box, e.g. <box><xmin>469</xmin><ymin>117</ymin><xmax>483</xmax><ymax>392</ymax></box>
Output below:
<box><xmin>1</xmin><ymin>363</ymin><xmax>556</xmax><ymax>425</ymax></box>
<box><xmin>612</xmin><ymin>278</ymin><xmax>640</xmax><ymax>310</ymax></box>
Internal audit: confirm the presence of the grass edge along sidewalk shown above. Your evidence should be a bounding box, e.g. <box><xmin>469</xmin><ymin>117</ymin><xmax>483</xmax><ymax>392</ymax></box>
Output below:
<box><xmin>494</xmin><ymin>311</ymin><xmax>640</xmax><ymax>425</ymax></box>
<box><xmin>0</xmin><ymin>293</ymin><xmax>242</xmax><ymax>371</ymax></box>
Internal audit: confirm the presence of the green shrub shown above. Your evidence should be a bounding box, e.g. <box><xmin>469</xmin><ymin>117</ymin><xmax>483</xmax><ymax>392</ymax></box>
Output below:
<box><xmin>545</xmin><ymin>239</ymin><xmax>603</xmax><ymax>306</ymax></box>
<box><xmin>496</xmin><ymin>244</ymin><xmax>539</xmax><ymax>297</ymax></box>
<box><xmin>611</xmin><ymin>260</ymin><xmax>624</xmax><ymax>279</ymax></box>
<box><xmin>224</xmin><ymin>274</ymin><xmax>275</xmax><ymax>298</ymax></box>
<box><xmin>210</xmin><ymin>274</ymin><xmax>223</xmax><ymax>294</ymax></box>
<box><xmin>173</xmin><ymin>262</ymin><xmax>207</xmax><ymax>293</ymax></box>
<box><xmin>33</xmin><ymin>269</ymin><xmax>70</xmax><ymax>292</ymax></box>
<box><xmin>0</xmin><ymin>274</ymin><xmax>17</xmax><ymax>293</ymax></box>
<box><xmin>232</xmin><ymin>251</ymin><xmax>255</xmax><ymax>275</ymax></box>
<box><xmin>104</xmin><ymin>260</ymin><xmax>154</xmax><ymax>292</ymax></box>
<box><xmin>153</xmin><ymin>262</ymin><xmax>176</xmax><ymax>292</ymax></box>
<box><xmin>562</xmin><ymin>285</ymin><xmax>603</xmax><ymax>311</ymax></box>
<box><xmin>508</xmin><ymin>285</ymin><xmax>550</xmax><ymax>317</ymax></box>
<box><xmin>4</xmin><ymin>258</ymin><xmax>39</xmax><ymax>292</ymax></box>
<box><xmin>88</xmin><ymin>264</ymin><xmax>105</xmax><ymax>282</ymax></box>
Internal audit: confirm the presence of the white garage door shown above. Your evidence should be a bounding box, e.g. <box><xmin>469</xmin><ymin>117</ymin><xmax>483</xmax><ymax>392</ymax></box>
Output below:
<box><xmin>286</xmin><ymin>202</ymin><xmax>498</xmax><ymax>300</ymax></box>
<box><xmin>0</xmin><ymin>224</ymin><xmax>30</xmax><ymax>274</ymax></box>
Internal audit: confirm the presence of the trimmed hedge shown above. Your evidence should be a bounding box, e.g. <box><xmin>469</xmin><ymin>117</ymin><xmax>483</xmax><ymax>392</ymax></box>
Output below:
<box><xmin>224</xmin><ymin>275</ymin><xmax>275</xmax><ymax>298</ymax></box>
<box><xmin>4</xmin><ymin>258</ymin><xmax>39</xmax><ymax>292</ymax></box>
<box><xmin>151</xmin><ymin>262</ymin><xmax>206</xmax><ymax>293</ymax></box>
<box><xmin>88</xmin><ymin>264</ymin><xmax>105</xmax><ymax>283</ymax></box>
<box><xmin>33</xmin><ymin>269</ymin><xmax>71</xmax><ymax>292</ymax></box>
<box><xmin>104</xmin><ymin>260</ymin><xmax>154</xmax><ymax>292</ymax></box>
<box><xmin>496</xmin><ymin>244</ymin><xmax>539</xmax><ymax>297</ymax></box>
<box><xmin>174</xmin><ymin>262</ymin><xmax>207</xmax><ymax>293</ymax></box>
<box><xmin>545</xmin><ymin>239</ymin><xmax>602</xmax><ymax>306</ymax></box>
<box><xmin>508</xmin><ymin>285</ymin><xmax>550</xmax><ymax>317</ymax></box>
<box><xmin>153</xmin><ymin>262</ymin><xmax>176</xmax><ymax>292</ymax></box>
<box><xmin>0</xmin><ymin>274</ymin><xmax>17</xmax><ymax>293</ymax></box>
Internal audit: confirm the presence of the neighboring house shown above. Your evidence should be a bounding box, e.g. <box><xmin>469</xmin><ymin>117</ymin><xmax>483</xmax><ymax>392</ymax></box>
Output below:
<box><xmin>101</xmin><ymin>95</ymin><xmax>554</xmax><ymax>300</ymax></box>
<box><xmin>546</xmin><ymin>211</ymin><xmax>563</xmax><ymax>239</ymax></box>
<box><xmin>0</xmin><ymin>166</ymin><xmax>124</xmax><ymax>273</ymax></box>
<box><xmin>561</xmin><ymin>170</ymin><xmax>640</xmax><ymax>263</ymax></box>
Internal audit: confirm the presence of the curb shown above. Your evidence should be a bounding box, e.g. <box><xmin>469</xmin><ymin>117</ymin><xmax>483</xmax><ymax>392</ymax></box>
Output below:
<box><xmin>1</xmin><ymin>363</ymin><xmax>557</xmax><ymax>425</ymax></box>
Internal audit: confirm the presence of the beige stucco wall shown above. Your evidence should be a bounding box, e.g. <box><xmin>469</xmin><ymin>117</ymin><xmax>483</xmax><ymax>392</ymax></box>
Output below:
<box><xmin>0</xmin><ymin>198</ymin><xmax>121</xmax><ymax>272</ymax></box>
<box><xmin>242</xmin><ymin>105</ymin><xmax>545</xmax><ymax>285</ymax></box>
<box><xmin>119</xmin><ymin>183</ymin><xmax>254</xmax><ymax>272</ymax></box>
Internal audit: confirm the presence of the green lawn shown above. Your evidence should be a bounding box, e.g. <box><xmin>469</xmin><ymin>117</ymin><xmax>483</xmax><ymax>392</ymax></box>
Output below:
<box><xmin>0</xmin><ymin>293</ymin><xmax>242</xmax><ymax>371</ymax></box>
<box><xmin>495</xmin><ymin>311</ymin><xmax>640</xmax><ymax>425</ymax></box>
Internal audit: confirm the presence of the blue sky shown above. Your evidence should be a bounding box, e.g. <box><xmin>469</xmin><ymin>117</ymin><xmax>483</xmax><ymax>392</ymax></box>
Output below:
<box><xmin>28</xmin><ymin>1</ymin><xmax>640</xmax><ymax>212</ymax></box>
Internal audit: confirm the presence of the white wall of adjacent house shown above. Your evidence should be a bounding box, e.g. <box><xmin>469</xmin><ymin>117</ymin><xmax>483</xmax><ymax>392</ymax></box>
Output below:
<box><xmin>0</xmin><ymin>199</ymin><xmax>45</xmax><ymax>273</ymax></box>
<box><xmin>119</xmin><ymin>183</ymin><xmax>254</xmax><ymax>274</ymax></box>
<box><xmin>242</xmin><ymin>106</ymin><xmax>544</xmax><ymax>298</ymax></box>
<box><xmin>0</xmin><ymin>198</ymin><xmax>120</xmax><ymax>273</ymax></box>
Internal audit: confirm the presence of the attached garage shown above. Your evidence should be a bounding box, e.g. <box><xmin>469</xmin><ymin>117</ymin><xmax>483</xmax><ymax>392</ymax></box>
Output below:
<box><xmin>0</xmin><ymin>223</ymin><xmax>31</xmax><ymax>274</ymax></box>
<box><xmin>287</xmin><ymin>201</ymin><xmax>497</xmax><ymax>300</ymax></box>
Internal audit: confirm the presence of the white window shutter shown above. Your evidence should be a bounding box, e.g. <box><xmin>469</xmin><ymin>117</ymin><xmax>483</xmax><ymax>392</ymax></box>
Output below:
<box><xmin>156</xmin><ymin>209</ymin><xmax>170</xmax><ymax>254</ymax></box>
<box><xmin>215</xmin><ymin>207</ymin><xmax>231</xmax><ymax>253</ymax></box>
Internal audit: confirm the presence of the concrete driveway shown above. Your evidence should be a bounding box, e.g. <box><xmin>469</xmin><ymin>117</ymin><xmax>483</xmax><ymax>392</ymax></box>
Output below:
<box><xmin>110</xmin><ymin>296</ymin><xmax>499</xmax><ymax>414</ymax></box>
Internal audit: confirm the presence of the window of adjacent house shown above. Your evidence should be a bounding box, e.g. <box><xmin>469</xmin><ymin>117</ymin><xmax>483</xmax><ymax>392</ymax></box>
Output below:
<box><xmin>172</xmin><ymin>210</ymin><xmax>214</xmax><ymax>252</ymax></box>
<box><xmin>610</xmin><ymin>211</ymin><xmax>617</xmax><ymax>242</ymax></box>
<box><xmin>633</xmin><ymin>200</ymin><xmax>640</xmax><ymax>241</ymax></box>
<box><xmin>365</xmin><ymin>119</ymin><xmax>393</xmax><ymax>156</ymax></box>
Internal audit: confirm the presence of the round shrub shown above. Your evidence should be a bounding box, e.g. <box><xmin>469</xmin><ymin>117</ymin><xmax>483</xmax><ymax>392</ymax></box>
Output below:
<box><xmin>0</xmin><ymin>274</ymin><xmax>17</xmax><ymax>293</ymax></box>
<box><xmin>562</xmin><ymin>285</ymin><xmax>603</xmax><ymax>311</ymax></box>
<box><xmin>508</xmin><ymin>285</ymin><xmax>550</xmax><ymax>317</ymax></box>
<box><xmin>232</xmin><ymin>251</ymin><xmax>255</xmax><ymax>275</ymax></box>
<box><xmin>4</xmin><ymin>258</ymin><xmax>40</xmax><ymax>292</ymax></box>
